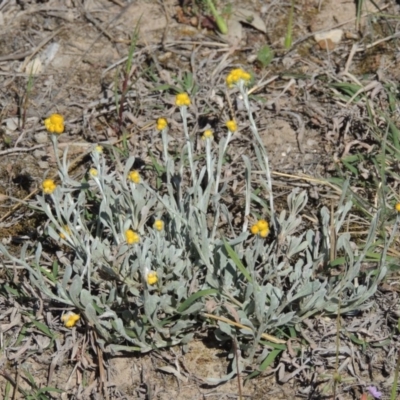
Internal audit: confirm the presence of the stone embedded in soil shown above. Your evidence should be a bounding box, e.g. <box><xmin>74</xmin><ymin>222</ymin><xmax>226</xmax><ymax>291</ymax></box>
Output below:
<box><xmin>314</xmin><ymin>29</ymin><xmax>344</xmax><ymax>50</ymax></box>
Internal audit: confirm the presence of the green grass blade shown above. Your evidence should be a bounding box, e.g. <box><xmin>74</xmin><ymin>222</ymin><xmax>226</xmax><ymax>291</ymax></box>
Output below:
<box><xmin>177</xmin><ymin>289</ymin><xmax>218</xmax><ymax>313</ymax></box>
<box><xmin>222</xmin><ymin>237</ymin><xmax>253</xmax><ymax>283</ymax></box>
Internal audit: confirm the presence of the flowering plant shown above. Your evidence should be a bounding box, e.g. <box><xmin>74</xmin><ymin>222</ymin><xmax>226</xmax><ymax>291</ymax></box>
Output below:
<box><xmin>0</xmin><ymin>68</ymin><xmax>391</xmax><ymax>383</ymax></box>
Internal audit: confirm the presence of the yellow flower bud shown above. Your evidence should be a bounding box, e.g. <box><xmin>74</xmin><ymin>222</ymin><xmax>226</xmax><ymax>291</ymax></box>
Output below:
<box><xmin>94</xmin><ymin>145</ymin><xmax>103</xmax><ymax>153</ymax></box>
<box><xmin>259</xmin><ymin>229</ymin><xmax>269</xmax><ymax>238</ymax></box>
<box><xmin>257</xmin><ymin>219</ymin><xmax>269</xmax><ymax>231</ymax></box>
<box><xmin>59</xmin><ymin>225</ymin><xmax>71</xmax><ymax>240</ymax></box>
<box><xmin>395</xmin><ymin>203</ymin><xmax>400</xmax><ymax>212</ymax></box>
<box><xmin>42</xmin><ymin>179</ymin><xmax>57</xmax><ymax>194</ymax></box>
<box><xmin>125</xmin><ymin>229</ymin><xmax>140</xmax><ymax>244</ymax></box>
<box><xmin>202</xmin><ymin>129</ymin><xmax>214</xmax><ymax>140</ymax></box>
<box><xmin>128</xmin><ymin>170</ymin><xmax>141</xmax><ymax>184</ymax></box>
<box><xmin>147</xmin><ymin>271</ymin><xmax>158</xmax><ymax>285</ymax></box>
<box><xmin>156</xmin><ymin>118</ymin><xmax>168</xmax><ymax>131</ymax></box>
<box><xmin>226</xmin><ymin>120</ymin><xmax>237</xmax><ymax>132</ymax></box>
<box><xmin>44</xmin><ymin>113</ymin><xmax>64</xmax><ymax>134</ymax></box>
<box><xmin>250</xmin><ymin>224</ymin><xmax>259</xmax><ymax>235</ymax></box>
<box><xmin>153</xmin><ymin>220</ymin><xmax>164</xmax><ymax>231</ymax></box>
<box><xmin>61</xmin><ymin>312</ymin><xmax>80</xmax><ymax>328</ymax></box>
<box><xmin>89</xmin><ymin>168</ymin><xmax>98</xmax><ymax>177</ymax></box>
<box><xmin>175</xmin><ymin>93</ymin><xmax>191</xmax><ymax>107</ymax></box>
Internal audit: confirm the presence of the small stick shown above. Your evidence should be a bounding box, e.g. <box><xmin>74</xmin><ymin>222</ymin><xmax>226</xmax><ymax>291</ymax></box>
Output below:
<box><xmin>19</xmin><ymin>27</ymin><xmax>65</xmax><ymax>73</ymax></box>
<box><xmin>202</xmin><ymin>313</ymin><xmax>286</xmax><ymax>344</ymax></box>
<box><xmin>0</xmin><ymin>144</ymin><xmax>46</xmax><ymax>156</ymax></box>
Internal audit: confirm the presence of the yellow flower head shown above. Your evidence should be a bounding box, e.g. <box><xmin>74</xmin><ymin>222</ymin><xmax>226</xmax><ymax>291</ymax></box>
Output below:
<box><xmin>42</xmin><ymin>179</ymin><xmax>57</xmax><ymax>194</ymax></box>
<box><xmin>125</xmin><ymin>229</ymin><xmax>140</xmax><ymax>244</ymax></box>
<box><xmin>202</xmin><ymin>129</ymin><xmax>214</xmax><ymax>140</ymax></box>
<box><xmin>89</xmin><ymin>168</ymin><xmax>98</xmax><ymax>178</ymax></box>
<box><xmin>147</xmin><ymin>271</ymin><xmax>158</xmax><ymax>285</ymax></box>
<box><xmin>226</xmin><ymin>120</ymin><xmax>237</xmax><ymax>132</ymax></box>
<box><xmin>61</xmin><ymin>312</ymin><xmax>80</xmax><ymax>328</ymax></box>
<box><xmin>153</xmin><ymin>219</ymin><xmax>164</xmax><ymax>231</ymax></box>
<box><xmin>94</xmin><ymin>145</ymin><xmax>103</xmax><ymax>153</ymax></box>
<box><xmin>250</xmin><ymin>219</ymin><xmax>270</xmax><ymax>238</ymax></box>
<box><xmin>250</xmin><ymin>224</ymin><xmax>259</xmax><ymax>235</ymax></box>
<box><xmin>175</xmin><ymin>93</ymin><xmax>191</xmax><ymax>107</ymax></box>
<box><xmin>59</xmin><ymin>225</ymin><xmax>71</xmax><ymax>240</ymax></box>
<box><xmin>44</xmin><ymin>113</ymin><xmax>64</xmax><ymax>134</ymax></box>
<box><xmin>226</xmin><ymin>68</ymin><xmax>251</xmax><ymax>88</ymax></box>
<box><xmin>395</xmin><ymin>203</ymin><xmax>400</xmax><ymax>212</ymax></box>
<box><xmin>156</xmin><ymin>118</ymin><xmax>168</xmax><ymax>131</ymax></box>
<box><xmin>128</xmin><ymin>170</ymin><xmax>141</xmax><ymax>184</ymax></box>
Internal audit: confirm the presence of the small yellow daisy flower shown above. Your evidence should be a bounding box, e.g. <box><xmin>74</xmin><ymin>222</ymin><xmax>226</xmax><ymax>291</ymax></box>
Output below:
<box><xmin>395</xmin><ymin>203</ymin><xmax>400</xmax><ymax>212</ymax></box>
<box><xmin>202</xmin><ymin>129</ymin><xmax>214</xmax><ymax>140</ymax></box>
<box><xmin>147</xmin><ymin>271</ymin><xmax>158</xmax><ymax>285</ymax></box>
<box><xmin>61</xmin><ymin>312</ymin><xmax>80</xmax><ymax>328</ymax></box>
<box><xmin>94</xmin><ymin>145</ymin><xmax>103</xmax><ymax>153</ymax></box>
<box><xmin>156</xmin><ymin>118</ymin><xmax>168</xmax><ymax>131</ymax></box>
<box><xmin>42</xmin><ymin>179</ymin><xmax>57</xmax><ymax>194</ymax></box>
<box><xmin>125</xmin><ymin>229</ymin><xmax>140</xmax><ymax>244</ymax></box>
<box><xmin>128</xmin><ymin>170</ymin><xmax>141</xmax><ymax>184</ymax></box>
<box><xmin>44</xmin><ymin>113</ymin><xmax>64</xmax><ymax>134</ymax></box>
<box><xmin>226</xmin><ymin>68</ymin><xmax>251</xmax><ymax>88</ymax></box>
<box><xmin>59</xmin><ymin>225</ymin><xmax>71</xmax><ymax>240</ymax></box>
<box><xmin>153</xmin><ymin>219</ymin><xmax>164</xmax><ymax>231</ymax></box>
<box><xmin>89</xmin><ymin>168</ymin><xmax>98</xmax><ymax>177</ymax></box>
<box><xmin>226</xmin><ymin>120</ymin><xmax>237</xmax><ymax>132</ymax></box>
<box><xmin>175</xmin><ymin>93</ymin><xmax>191</xmax><ymax>107</ymax></box>
<box><xmin>250</xmin><ymin>219</ymin><xmax>270</xmax><ymax>238</ymax></box>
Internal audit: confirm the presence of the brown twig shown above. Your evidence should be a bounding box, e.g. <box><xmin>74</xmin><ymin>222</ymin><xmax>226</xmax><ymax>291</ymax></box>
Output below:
<box><xmin>202</xmin><ymin>313</ymin><xmax>286</xmax><ymax>344</ymax></box>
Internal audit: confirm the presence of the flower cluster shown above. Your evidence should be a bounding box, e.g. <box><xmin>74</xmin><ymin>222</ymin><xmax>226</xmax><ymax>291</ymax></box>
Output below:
<box><xmin>202</xmin><ymin>129</ymin><xmax>214</xmax><ymax>140</ymax></box>
<box><xmin>125</xmin><ymin>229</ymin><xmax>140</xmax><ymax>244</ymax></box>
<box><xmin>94</xmin><ymin>145</ymin><xmax>103</xmax><ymax>153</ymax></box>
<box><xmin>61</xmin><ymin>312</ymin><xmax>80</xmax><ymax>328</ymax></box>
<box><xmin>226</xmin><ymin>68</ymin><xmax>251</xmax><ymax>88</ymax></box>
<box><xmin>250</xmin><ymin>219</ymin><xmax>270</xmax><ymax>238</ymax></box>
<box><xmin>44</xmin><ymin>113</ymin><xmax>65</xmax><ymax>134</ymax></box>
<box><xmin>89</xmin><ymin>168</ymin><xmax>98</xmax><ymax>178</ymax></box>
<box><xmin>226</xmin><ymin>120</ymin><xmax>237</xmax><ymax>133</ymax></box>
<box><xmin>153</xmin><ymin>219</ymin><xmax>164</xmax><ymax>231</ymax></box>
<box><xmin>128</xmin><ymin>170</ymin><xmax>141</xmax><ymax>184</ymax></box>
<box><xmin>156</xmin><ymin>118</ymin><xmax>168</xmax><ymax>131</ymax></box>
<box><xmin>42</xmin><ymin>179</ymin><xmax>57</xmax><ymax>194</ymax></box>
<box><xmin>146</xmin><ymin>271</ymin><xmax>158</xmax><ymax>285</ymax></box>
<box><xmin>175</xmin><ymin>93</ymin><xmax>191</xmax><ymax>107</ymax></box>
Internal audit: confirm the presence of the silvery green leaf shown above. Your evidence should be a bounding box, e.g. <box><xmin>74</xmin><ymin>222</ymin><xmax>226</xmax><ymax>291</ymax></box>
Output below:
<box><xmin>144</xmin><ymin>294</ymin><xmax>159</xmax><ymax>318</ymax></box>
<box><xmin>286</xmin><ymin>235</ymin><xmax>308</xmax><ymax>258</ymax></box>
<box><xmin>69</xmin><ymin>275</ymin><xmax>83</xmax><ymax>308</ymax></box>
<box><xmin>80</xmin><ymin>289</ymin><xmax>92</xmax><ymax>307</ymax></box>
<box><xmin>276</xmin><ymin>311</ymin><xmax>296</xmax><ymax>326</ymax></box>
<box><xmin>85</xmin><ymin>303</ymin><xmax>111</xmax><ymax>340</ymax></box>
<box><xmin>170</xmin><ymin>319</ymin><xmax>189</xmax><ymax>335</ymax></box>
<box><xmin>240</xmin><ymin>318</ymin><xmax>256</xmax><ymax>333</ymax></box>
<box><xmin>179</xmin><ymin>302</ymin><xmax>203</xmax><ymax>315</ymax></box>
<box><xmin>217</xmin><ymin>321</ymin><xmax>233</xmax><ymax>336</ymax></box>
<box><xmin>62</xmin><ymin>264</ymin><xmax>72</xmax><ymax>290</ymax></box>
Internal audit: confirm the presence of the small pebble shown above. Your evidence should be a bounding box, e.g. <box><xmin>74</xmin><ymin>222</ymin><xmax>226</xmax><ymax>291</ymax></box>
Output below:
<box><xmin>34</xmin><ymin>132</ymin><xmax>48</xmax><ymax>144</ymax></box>
<box><xmin>38</xmin><ymin>161</ymin><xmax>49</xmax><ymax>169</ymax></box>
